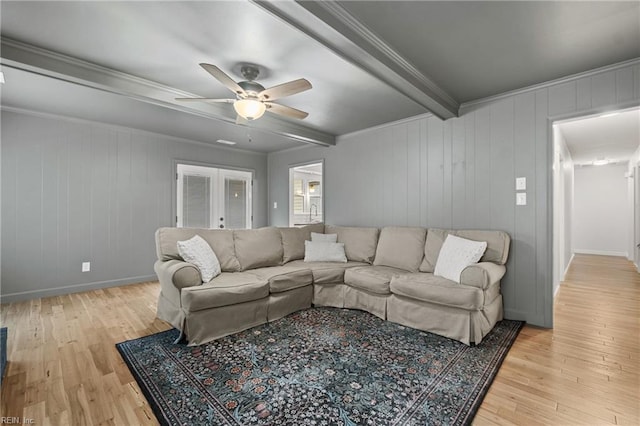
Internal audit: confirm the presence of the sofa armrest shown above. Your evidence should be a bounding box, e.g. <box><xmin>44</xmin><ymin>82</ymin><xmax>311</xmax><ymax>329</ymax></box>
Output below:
<box><xmin>154</xmin><ymin>259</ymin><xmax>202</xmax><ymax>291</ymax></box>
<box><xmin>460</xmin><ymin>262</ymin><xmax>506</xmax><ymax>290</ymax></box>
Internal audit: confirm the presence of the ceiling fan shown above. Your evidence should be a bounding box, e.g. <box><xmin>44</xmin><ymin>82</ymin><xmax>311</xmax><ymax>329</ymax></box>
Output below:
<box><xmin>176</xmin><ymin>63</ymin><xmax>312</xmax><ymax>124</ymax></box>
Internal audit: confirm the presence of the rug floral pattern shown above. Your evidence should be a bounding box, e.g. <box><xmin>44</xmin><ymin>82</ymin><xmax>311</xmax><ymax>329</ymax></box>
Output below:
<box><xmin>117</xmin><ymin>308</ymin><xmax>522</xmax><ymax>426</ymax></box>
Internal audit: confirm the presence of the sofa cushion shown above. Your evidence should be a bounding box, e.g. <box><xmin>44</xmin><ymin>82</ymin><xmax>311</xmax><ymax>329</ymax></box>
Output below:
<box><xmin>374</xmin><ymin>227</ymin><xmax>427</xmax><ymax>272</ymax></box>
<box><xmin>325</xmin><ymin>225</ymin><xmax>380</xmax><ymax>264</ymax></box>
<box><xmin>455</xmin><ymin>230</ymin><xmax>510</xmax><ymax>265</ymax></box>
<box><xmin>234</xmin><ymin>227</ymin><xmax>283</xmax><ymax>271</ymax></box>
<box><xmin>344</xmin><ymin>266</ymin><xmax>407</xmax><ymax>295</ymax></box>
<box><xmin>304</xmin><ymin>241</ymin><xmax>347</xmax><ymax>263</ymax></box>
<box><xmin>177</xmin><ymin>235</ymin><xmax>221</xmax><ymax>282</ymax></box>
<box><xmin>286</xmin><ymin>260</ymin><xmax>368</xmax><ymax>284</ymax></box>
<box><xmin>280</xmin><ymin>223</ymin><xmax>325</xmax><ymax>263</ymax></box>
<box><xmin>311</xmin><ymin>232</ymin><xmax>337</xmax><ymax>242</ymax></box>
<box><xmin>390</xmin><ymin>273</ymin><xmax>483</xmax><ymax>310</ymax></box>
<box><xmin>419</xmin><ymin>229</ymin><xmax>511</xmax><ymax>272</ymax></box>
<box><xmin>434</xmin><ymin>235</ymin><xmax>487</xmax><ymax>283</ymax></box>
<box><xmin>181</xmin><ymin>272</ymin><xmax>269</xmax><ymax>312</ymax></box>
<box><xmin>251</xmin><ymin>266</ymin><xmax>313</xmax><ymax>293</ymax></box>
<box><xmin>156</xmin><ymin>228</ymin><xmax>240</xmax><ymax>272</ymax></box>
<box><xmin>419</xmin><ymin>229</ymin><xmax>453</xmax><ymax>273</ymax></box>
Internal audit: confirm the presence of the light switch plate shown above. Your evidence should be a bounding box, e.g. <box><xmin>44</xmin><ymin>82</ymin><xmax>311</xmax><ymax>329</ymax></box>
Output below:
<box><xmin>516</xmin><ymin>193</ymin><xmax>527</xmax><ymax>206</ymax></box>
<box><xmin>273</xmin><ymin>202</ymin><xmax>278</xmax><ymax>209</ymax></box>
<box><xmin>516</xmin><ymin>177</ymin><xmax>526</xmax><ymax>191</ymax></box>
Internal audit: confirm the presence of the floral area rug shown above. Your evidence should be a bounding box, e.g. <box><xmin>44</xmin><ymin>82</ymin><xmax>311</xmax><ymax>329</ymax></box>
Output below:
<box><xmin>116</xmin><ymin>308</ymin><xmax>523</xmax><ymax>426</ymax></box>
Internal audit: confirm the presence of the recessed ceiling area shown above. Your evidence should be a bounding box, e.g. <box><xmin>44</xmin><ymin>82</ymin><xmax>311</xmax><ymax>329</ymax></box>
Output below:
<box><xmin>556</xmin><ymin>108</ymin><xmax>640</xmax><ymax>166</ymax></box>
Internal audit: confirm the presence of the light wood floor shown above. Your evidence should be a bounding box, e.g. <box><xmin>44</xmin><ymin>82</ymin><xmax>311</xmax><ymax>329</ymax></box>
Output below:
<box><xmin>1</xmin><ymin>254</ymin><xmax>638</xmax><ymax>425</ymax></box>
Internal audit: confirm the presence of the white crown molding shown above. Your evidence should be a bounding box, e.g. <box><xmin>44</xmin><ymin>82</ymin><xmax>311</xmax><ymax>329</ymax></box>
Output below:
<box><xmin>460</xmin><ymin>57</ymin><xmax>640</xmax><ymax>111</ymax></box>
<box><xmin>0</xmin><ymin>38</ymin><xmax>335</xmax><ymax>147</ymax></box>
<box><xmin>253</xmin><ymin>0</ymin><xmax>458</xmax><ymax>120</ymax></box>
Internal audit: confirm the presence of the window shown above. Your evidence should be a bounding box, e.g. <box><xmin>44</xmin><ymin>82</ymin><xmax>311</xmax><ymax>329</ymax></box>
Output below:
<box><xmin>177</xmin><ymin>163</ymin><xmax>252</xmax><ymax>229</ymax></box>
<box><xmin>289</xmin><ymin>162</ymin><xmax>323</xmax><ymax>226</ymax></box>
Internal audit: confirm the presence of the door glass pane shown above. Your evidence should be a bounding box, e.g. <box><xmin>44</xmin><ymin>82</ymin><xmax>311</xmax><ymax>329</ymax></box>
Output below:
<box><xmin>225</xmin><ymin>178</ymin><xmax>247</xmax><ymax>230</ymax></box>
<box><xmin>183</xmin><ymin>175</ymin><xmax>211</xmax><ymax>228</ymax></box>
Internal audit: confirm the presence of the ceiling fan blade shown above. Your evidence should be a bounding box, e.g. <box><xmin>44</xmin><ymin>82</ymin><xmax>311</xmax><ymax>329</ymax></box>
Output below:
<box><xmin>259</xmin><ymin>78</ymin><xmax>312</xmax><ymax>101</ymax></box>
<box><xmin>236</xmin><ymin>115</ymin><xmax>249</xmax><ymax>126</ymax></box>
<box><xmin>175</xmin><ymin>98</ymin><xmax>235</xmax><ymax>103</ymax></box>
<box><xmin>265</xmin><ymin>102</ymin><xmax>309</xmax><ymax>120</ymax></box>
<box><xmin>200</xmin><ymin>63</ymin><xmax>246</xmax><ymax>96</ymax></box>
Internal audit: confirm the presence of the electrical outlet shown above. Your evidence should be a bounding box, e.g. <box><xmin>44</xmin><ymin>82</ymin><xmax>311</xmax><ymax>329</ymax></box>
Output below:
<box><xmin>516</xmin><ymin>193</ymin><xmax>527</xmax><ymax>206</ymax></box>
<box><xmin>273</xmin><ymin>202</ymin><xmax>278</xmax><ymax>209</ymax></box>
<box><xmin>82</xmin><ymin>262</ymin><xmax>91</xmax><ymax>272</ymax></box>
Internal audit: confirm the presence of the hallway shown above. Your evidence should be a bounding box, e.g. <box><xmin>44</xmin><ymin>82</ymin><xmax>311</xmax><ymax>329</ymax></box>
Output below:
<box><xmin>476</xmin><ymin>254</ymin><xmax>640</xmax><ymax>424</ymax></box>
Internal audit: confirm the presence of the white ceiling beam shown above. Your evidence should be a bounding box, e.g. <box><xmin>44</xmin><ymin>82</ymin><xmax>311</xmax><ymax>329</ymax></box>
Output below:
<box><xmin>0</xmin><ymin>38</ymin><xmax>335</xmax><ymax>147</ymax></box>
<box><xmin>254</xmin><ymin>0</ymin><xmax>459</xmax><ymax>120</ymax></box>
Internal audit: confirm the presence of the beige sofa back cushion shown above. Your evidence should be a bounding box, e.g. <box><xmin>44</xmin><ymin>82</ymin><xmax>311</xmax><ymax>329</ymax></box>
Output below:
<box><xmin>155</xmin><ymin>227</ymin><xmax>240</xmax><ymax>272</ymax></box>
<box><xmin>374</xmin><ymin>227</ymin><xmax>427</xmax><ymax>272</ymax></box>
<box><xmin>419</xmin><ymin>228</ymin><xmax>510</xmax><ymax>272</ymax></box>
<box><xmin>419</xmin><ymin>229</ymin><xmax>453</xmax><ymax>272</ymax></box>
<box><xmin>279</xmin><ymin>223</ymin><xmax>325</xmax><ymax>263</ymax></box>
<box><xmin>325</xmin><ymin>225</ymin><xmax>379</xmax><ymax>263</ymax></box>
<box><xmin>234</xmin><ymin>227</ymin><xmax>284</xmax><ymax>270</ymax></box>
<box><xmin>455</xmin><ymin>230</ymin><xmax>510</xmax><ymax>265</ymax></box>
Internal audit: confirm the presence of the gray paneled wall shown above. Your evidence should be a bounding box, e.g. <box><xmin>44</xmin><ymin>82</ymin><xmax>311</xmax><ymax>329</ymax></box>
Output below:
<box><xmin>268</xmin><ymin>61</ymin><xmax>640</xmax><ymax>328</ymax></box>
<box><xmin>1</xmin><ymin>110</ymin><xmax>268</xmax><ymax>302</ymax></box>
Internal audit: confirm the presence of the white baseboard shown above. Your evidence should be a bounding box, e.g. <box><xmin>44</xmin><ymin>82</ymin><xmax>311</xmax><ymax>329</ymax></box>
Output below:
<box><xmin>0</xmin><ymin>275</ymin><xmax>157</xmax><ymax>304</ymax></box>
<box><xmin>573</xmin><ymin>249</ymin><xmax>629</xmax><ymax>257</ymax></box>
<box><xmin>563</xmin><ymin>254</ymin><xmax>575</xmax><ymax>279</ymax></box>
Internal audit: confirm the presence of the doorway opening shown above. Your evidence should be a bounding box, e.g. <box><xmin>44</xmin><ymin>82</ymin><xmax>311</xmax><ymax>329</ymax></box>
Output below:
<box><xmin>289</xmin><ymin>161</ymin><xmax>323</xmax><ymax>226</ymax></box>
<box><xmin>176</xmin><ymin>163</ymin><xmax>253</xmax><ymax>230</ymax></box>
<box><xmin>552</xmin><ymin>106</ymin><xmax>640</xmax><ymax>321</ymax></box>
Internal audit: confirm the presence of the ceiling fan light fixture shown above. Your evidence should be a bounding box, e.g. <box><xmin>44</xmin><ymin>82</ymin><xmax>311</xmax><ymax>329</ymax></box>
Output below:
<box><xmin>234</xmin><ymin>99</ymin><xmax>266</xmax><ymax>120</ymax></box>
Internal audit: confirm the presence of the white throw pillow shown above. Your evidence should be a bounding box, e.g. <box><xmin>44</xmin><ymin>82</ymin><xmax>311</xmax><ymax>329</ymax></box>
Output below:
<box><xmin>177</xmin><ymin>235</ymin><xmax>221</xmax><ymax>283</ymax></box>
<box><xmin>311</xmin><ymin>232</ymin><xmax>338</xmax><ymax>243</ymax></box>
<box><xmin>434</xmin><ymin>235</ymin><xmax>487</xmax><ymax>283</ymax></box>
<box><xmin>304</xmin><ymin>241</ymin><xmax>347</xmax><ymax>263</ymax></box>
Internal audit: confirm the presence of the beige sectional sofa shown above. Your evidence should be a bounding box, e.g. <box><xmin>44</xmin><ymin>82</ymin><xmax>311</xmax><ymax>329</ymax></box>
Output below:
<box><xmin>154</xmin><ymin>224</ymin><xmax>510</xmax><ymax>346</ymax></box>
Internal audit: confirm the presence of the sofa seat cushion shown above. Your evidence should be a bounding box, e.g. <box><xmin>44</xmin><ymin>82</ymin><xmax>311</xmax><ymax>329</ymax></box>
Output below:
<box><xmin>286</xmin><ymin>260</ymin><xmax>368</xmax><ymax>284</ymax></box>
<box><xmin>390</xmin><ymin>273</ymin><xmax>483</xmax><ymax>310</ymax></box>
<box><xmin>344</xmin><ymin>266</ymin><xmax>407</xmax><ymax>295</ymax></box>
<box><xmin>181</xmin><ymin>272</ymin><xmax>269</xmax><ymax>312</ymax></box>
<box><xmin>251</xmin><ymin>266</ymin><xmax>313</xmax><ymax>293</ymax></box>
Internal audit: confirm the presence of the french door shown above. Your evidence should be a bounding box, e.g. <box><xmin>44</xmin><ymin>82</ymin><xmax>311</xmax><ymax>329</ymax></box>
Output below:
<box><xmin>176</xmin><ymin>164</ymin><xmax>252</xmax><ymax>229</ymax></box>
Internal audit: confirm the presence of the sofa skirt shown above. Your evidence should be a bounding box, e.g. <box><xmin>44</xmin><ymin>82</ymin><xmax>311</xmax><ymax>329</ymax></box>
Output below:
<box><xmin>312</xmin><ymin>283</ymin><xmax>346</xmax><ymax>308</ymax></box>
<box><xmin>184</xmin><ymin>298</ymin><xmax>269</xmax><ymax>346</ymax></box>
<box><xmin>343</xmin><ymin>286</ymin><xmax>387</xmax><ymax>320</ymax></box>
<box><xmin>268</xmin><ymin>285</ymin><xmax>313</xmax><ymax>322</ymax></box>
<box><xmin>157</xmin><ymin>292</ymin><xmax>185</xmax><ymax>332</ymax></box>
<box><xmin>386</xmin><ymin>294</ymin><xmax>503</xmax><ymax>345</ymax></box>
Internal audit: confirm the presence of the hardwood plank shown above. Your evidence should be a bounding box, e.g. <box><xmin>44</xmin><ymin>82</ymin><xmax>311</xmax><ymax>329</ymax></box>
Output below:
<box><xmin>476</xmin><ymin>254</ymin><xmax>640</xmax><ymax>425</ymax></box>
